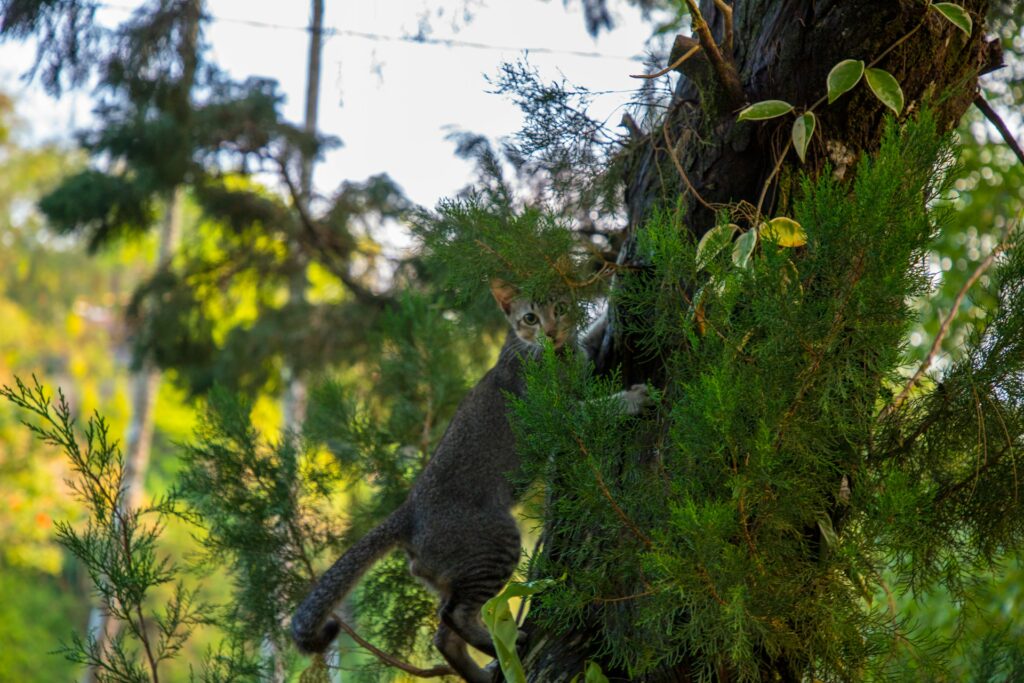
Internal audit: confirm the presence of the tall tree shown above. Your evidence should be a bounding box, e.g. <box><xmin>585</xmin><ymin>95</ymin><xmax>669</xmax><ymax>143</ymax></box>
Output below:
<box><xmin>494</xmin><ymin>1</ymin><xmax>1019</xmax><ymax>681</ymax></box>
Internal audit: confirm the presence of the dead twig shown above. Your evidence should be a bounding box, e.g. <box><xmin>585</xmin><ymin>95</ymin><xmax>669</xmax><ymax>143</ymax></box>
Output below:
<box><xmin>630</xmin><ymin>44</ymin><xmax>700</xmax><ymax>80</ymax></box>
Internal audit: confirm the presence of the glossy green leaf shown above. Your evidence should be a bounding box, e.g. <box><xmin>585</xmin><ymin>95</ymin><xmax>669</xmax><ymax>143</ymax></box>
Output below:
<box><xmin>696</xmin><ymin>223</ymin><xmax>737</xmax><ymax>270</ymax></box>
<box><xmin>791</xmin><ymin>112</ymin><xmax>816</xmax><ymax>163</ymax></box>
<box><xmin>732</xmin><ymin>229</ymin><xmax>758</xmax><ymax>268</ymax></box>
<box><xmin>737</xmin><ymin>100</ymin><xmax>793</xmax><ymax>121</ymax></box>
<box><xmin>826</xmin><ymin>59</ymin><xmax>864</xmax><ymax>103</ymax></box>
<box><xmin>932</xmin><ymin>3</ymin><xmax>972</xmax><ymax>36</ymax></box>
<box><xmin>482</xmin><ymin>579</ymin><xmax>555</xmax><ymax>683</ymax></box>
<box><xmin>864</xmin><ymin>67</ymin><xmax>904</xmax><ymax>115</ymax></box>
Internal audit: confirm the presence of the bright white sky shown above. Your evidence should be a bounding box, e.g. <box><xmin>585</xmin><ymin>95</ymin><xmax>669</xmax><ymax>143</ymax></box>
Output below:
<box><xmin>0</xmin><ymin>0</ymin><xmax>669</xmax><ymax>210</ymax></box>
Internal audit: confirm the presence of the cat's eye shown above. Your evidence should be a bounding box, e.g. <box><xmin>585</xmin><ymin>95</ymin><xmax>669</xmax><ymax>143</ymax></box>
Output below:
<box><xmin>522</xmin><ymin>312</ymin><xmax>540</xmax><ymax>325</ymax></box>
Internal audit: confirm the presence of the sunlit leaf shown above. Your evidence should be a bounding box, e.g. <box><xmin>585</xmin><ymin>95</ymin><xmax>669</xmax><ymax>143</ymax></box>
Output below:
<box><xmin>696</xmin><ymin>223</ymin><xmax>737</xmax><ymax>269</ymax></box>
<box><xmin>791</xmin><ymin>112</ymin><xmax>816</xmax><ymax>163</ymax></box>
<box><xmin>865</xmin><ymin>68</ymin><xmax>904</xmax><ymax>115</ymax></box>
<box><xmin>585</xmin><ymin>661</ymin><xmax>611</xmax><ymax>683</ymax></box>
<box><xmin>826</xmin><ymin>59</ymin><xmax>864</xmax><ymax>103</ymax></box>
<box><xmin>733</xmin><ymin>229</ymin><xmax>758</xmax><ymax>268</ymax></box>
<box><xmin>737</xmin><ymin>100</ymin><xmax>793</xmax><ymax>121</ymax></box>
<box><xmin>932</xmin><ymin>3</ymin><xmax>972</xmax><ymax>36</ymax></box>
<box><xmin>482</xmin><ymin>579</ymin><xmax>555</xmax><ymax>683</ymax></box>
<box><xmin>760</xmin><ymin>217</ymin><xmax>807</xmax><ymax>247</ymax></box>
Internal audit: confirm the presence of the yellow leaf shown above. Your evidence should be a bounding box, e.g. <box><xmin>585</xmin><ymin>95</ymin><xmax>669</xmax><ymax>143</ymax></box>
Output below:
<box><xmin>760</xmin><ymin>217</ymin><xmax>807</xmax><ymax>247</ymax></box>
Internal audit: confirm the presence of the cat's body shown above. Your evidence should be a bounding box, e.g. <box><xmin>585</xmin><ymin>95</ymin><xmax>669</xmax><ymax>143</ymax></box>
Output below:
<box><xmin>291</xmin><ymin>285</ymin><xmax>644</xmax><ymax>682</ymax></box>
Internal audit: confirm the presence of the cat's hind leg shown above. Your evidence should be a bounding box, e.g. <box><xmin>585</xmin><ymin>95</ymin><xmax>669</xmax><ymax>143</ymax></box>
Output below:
<box><xmin>439</xmin><ymin>544</ymin><xmax>519</xmax><ymax>658</ymax></box>
<box><xmin>434</xmin><ymin>623</ymin><xmax>491</xmax><ymax>683</ymax></box>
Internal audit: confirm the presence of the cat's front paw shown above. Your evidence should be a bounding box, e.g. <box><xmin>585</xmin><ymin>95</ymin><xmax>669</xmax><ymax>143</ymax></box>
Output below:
<box><xmin>621</xmin><ymin>383</ymin><xmax>653</xmax><ymax>415</ymax></box>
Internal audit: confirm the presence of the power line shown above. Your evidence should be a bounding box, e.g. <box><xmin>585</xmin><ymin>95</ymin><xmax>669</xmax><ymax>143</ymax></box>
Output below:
<box><xmin>96</xmin><ymin>2</ymin><xmax>644</xmax><ymax>63</ymax></box>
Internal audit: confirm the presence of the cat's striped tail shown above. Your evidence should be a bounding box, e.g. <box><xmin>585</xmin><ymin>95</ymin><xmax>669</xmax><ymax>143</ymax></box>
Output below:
<box><xmin>291</xmin><ymin>505</ymin><xmax>410</xmax><ymax>653</ymax></box>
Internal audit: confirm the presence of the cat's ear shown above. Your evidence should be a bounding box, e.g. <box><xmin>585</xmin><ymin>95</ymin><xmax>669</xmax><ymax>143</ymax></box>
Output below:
<box><xmin>490</xmin><ymin>278</ymin><xmax>518</xmax><ymax>315</ymax></box>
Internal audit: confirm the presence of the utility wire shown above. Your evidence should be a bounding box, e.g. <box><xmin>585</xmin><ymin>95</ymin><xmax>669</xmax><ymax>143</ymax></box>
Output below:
<box><xmin>95</xmin><ymin>1</ymin><xmax>644</xmax><ymax>62</ymax></box>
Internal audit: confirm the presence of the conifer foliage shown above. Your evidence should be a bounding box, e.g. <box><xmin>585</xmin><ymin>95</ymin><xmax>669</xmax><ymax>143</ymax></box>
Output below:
<box><xmin>505</xmin><ymin>114</ymin><xmax>1024</xmax><ymax>680</ymax></box>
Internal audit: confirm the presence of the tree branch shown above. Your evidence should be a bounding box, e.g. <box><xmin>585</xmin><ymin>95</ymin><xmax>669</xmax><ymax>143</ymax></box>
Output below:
<box><xmin>680</xmin><ymin>0</ymin><xmax>744</xmax><ymax>107</ymax></box>
<box><xmin>974</xmin><ymin>94</ymin><xmax>1024</xmax><ymax>167</ymax></box>
<box><xmin>630</xmin><ymin>44</ymin><xmax>701</xmax><ymax>80</ymax></box>
<box><xmin>880</xmin><ymin>226</ymin><xmax>1016</xmax><ymax>421</ymax></box>
<box><xmin>276</xmin><ymin>155</ymin><xmax>392</xmax><ymax>309</ymax></box>
<box><xmin>662</xmin><ymin>124</ymin><xmax>714</xmax><ymax>211</ymax></box>
<box><xmin>333</xmin><ymin>620</ymin><xmax>456</xmax><ymax>679</ymax></box>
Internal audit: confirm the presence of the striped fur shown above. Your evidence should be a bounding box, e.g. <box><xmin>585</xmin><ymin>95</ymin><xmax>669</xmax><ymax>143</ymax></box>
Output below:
<box><xmin>290</xmin><ymin>283</ymin><xmax>576</xmax><ymax>682</ymax></box>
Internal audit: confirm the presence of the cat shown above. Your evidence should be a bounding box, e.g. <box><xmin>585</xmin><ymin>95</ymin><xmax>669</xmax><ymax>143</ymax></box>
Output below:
<box><xmin>290</xmin><ymin>280</ymin><xmax>648</xmax><ymax>682</ymax></box>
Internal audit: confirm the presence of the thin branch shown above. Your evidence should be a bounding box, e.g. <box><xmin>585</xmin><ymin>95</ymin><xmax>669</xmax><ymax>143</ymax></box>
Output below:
<box><xmin>630</xmin><ymin>44</ymin><xmax>700</xmax><ymax>80</ymax></box>
<box><xmin>333</xmin><ymin>619</ymin><xmax>456</xmax><ymax>678</ymax></box>
<box><xmin>662</xmin><ymin>124</ymin><xmax>714</xmax><ymax>210</ymax></box>
<box><xmin>276</xmin><ymin>155</ymin><xmax>390</xmax><ymax>309</ymax></box>
<box><xmin>880</xmin><ymin>231</ymin><xmax>1016</xmax><ymax>421</ymax></box>
<box><xmin>712</xmin><ymin>0</ymin><xmax>733</xmax><ymax>54</ymax></box>
<box><xmin>572</xmin><ymin>434</ymin><xmax>654</xmax><ymax>549</ymax></box>
<box><xmin>592</xmin><ymin>589</ymin><xmax>657</xmax><ymax>603</ymax></box>
<box><xmin>680</xmin><ymin>0</ymin><xmax>744</xmax><ymax>106</ymax></box>
<box><xmin>974</xmin><ymin>94</ymin><xmax>1024</xmax><ymax>167</ymax></box>
<box><xmin>754</xmin><ymin>139</ymin><xmax>792</xmax><ymax>224</ymax></box>
<box><xmin>808</xmin><ymin>15</ymin><xmax>927</xmax><ymax>114</ymax></box>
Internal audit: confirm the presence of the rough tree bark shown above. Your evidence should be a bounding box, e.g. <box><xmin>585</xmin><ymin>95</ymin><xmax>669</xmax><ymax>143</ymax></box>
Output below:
<box><xmin>521</xmin><ymin>1</ymin><xmax>999</xmax><ymax>681</ymax></box>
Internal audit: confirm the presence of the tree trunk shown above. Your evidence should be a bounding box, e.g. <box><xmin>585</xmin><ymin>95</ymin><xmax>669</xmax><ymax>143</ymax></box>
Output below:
<box><xmin>521</xmin><ymin>1</ymin><xmax>997</xmax><ymax>680</ymax></box>
<box><xmin>265</xmin><ymin>3</ymin><xmax>326</xmax><ymax>682</ymax></box>
<box><xmin>282</xmin><ymin>0</ymin><xmax>323</xmax><ymax>432</ymax></box>
<box><xmin>80</xmin><ymin>186</ymin><xmax>183</xmax><ymax>683</ymax></box>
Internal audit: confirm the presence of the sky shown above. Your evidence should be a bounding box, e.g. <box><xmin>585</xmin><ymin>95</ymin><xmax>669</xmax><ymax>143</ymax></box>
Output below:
<box><xmin>0</xmin><ymin>0</ymin><xmax>671</xmax><ymax>210</ymax></box>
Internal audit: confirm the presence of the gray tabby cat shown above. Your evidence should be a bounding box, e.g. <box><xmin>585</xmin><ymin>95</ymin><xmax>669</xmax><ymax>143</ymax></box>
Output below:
<box><xmin>291</xmin><ymin>280</ymin><xmax>647</xmax><ymax>682</ymax></box>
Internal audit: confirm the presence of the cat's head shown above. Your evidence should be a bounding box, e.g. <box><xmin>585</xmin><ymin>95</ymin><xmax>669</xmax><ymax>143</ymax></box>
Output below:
<box><xmin>491</xmin><ymin>279</ymin><xmax>574</xmax><ymax>351</ymax></box>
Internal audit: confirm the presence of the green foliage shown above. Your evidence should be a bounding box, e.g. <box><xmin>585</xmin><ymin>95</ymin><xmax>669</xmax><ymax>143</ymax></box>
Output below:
<box><xmin>510</xmin><ymin>113</ymin><xmax>1024</xmax><ymax>680</ymax></box>
<box><xmin>177</xmin><ymin>386</ymin><xmax>347</xmax><ymax>656</ymax></box>
<box><xmin>352</xmin><ymin>553</ymin><xmax>437</xmax><ymax>680</ymax></box>
<box><xmin>1</xmin><ymin>377</ymin><xmax>211</xmax><ymax>682</ymax></box>
<box><xmin>510</xmin><ymin>345</ymin><xmax>664</xmax><ymax>674</ymax></box>
<box><xmin>415</xmin><ymin>195</ymin><xmax>595</xmax><ymax>312</ymax></box>
<box><xmin>0</xmin><ymin>566</ymin><xmax>84</xmax><ymax>681</ymax></box>
<box><xmin>1</xmin><ymin>0</ymin><xmax>410</xmax><ymax>401</ymax></box>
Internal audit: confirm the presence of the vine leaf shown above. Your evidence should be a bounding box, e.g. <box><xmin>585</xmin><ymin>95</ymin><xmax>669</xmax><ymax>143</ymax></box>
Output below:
<box><xmin>760</xmin><ymin>217</ymin><xmax>807</xmax><ymax>247</ymax></box>
<box><xmin>826</xmin><ymin>59</ymin><xmax>865</xmax><ymax>103</ymax></box>
<box><xmin>733</xmin><ymin>229</ymin><xmax>758</xmax><ymax>268</ymax></box>
<box><xmin>864</xmin><ymin>67</ymin><xmax>904</xmax><ymax>114</ymax></box>
<box><xmin>737</xmin><ymin>100</ymin><xmax>793</xmax><ymax>121</ymax></box>
<box><xmin>483</xmin><ymin>579</ymin><xmax>556</xmax><ymax>683</ymax></box>
<box><xmin>791</xmin><ymin>112</ymin><xmax>816</xmax><ymax>163</ymax></box>
<box><xmin>932</xmin><ymin>2</ymin><xmax>972</xmax><ymax>36</ymax></box>
<box><xmin>696</xmin><ymin>223</ymin><xmax>737</xmax><ymax>270</ymax></box>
